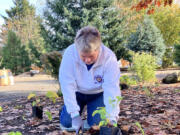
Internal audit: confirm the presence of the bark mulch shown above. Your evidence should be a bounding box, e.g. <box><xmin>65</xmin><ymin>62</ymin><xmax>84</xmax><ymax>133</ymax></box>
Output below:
<box><xmin>0</xmin><ymin>84</ymin><xmax>180</xmax><ymax>135</ymax></box>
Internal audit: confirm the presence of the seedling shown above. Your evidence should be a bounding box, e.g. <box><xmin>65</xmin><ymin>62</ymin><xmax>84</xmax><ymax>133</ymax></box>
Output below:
<box><xmin>46</xmin><ymin>91</ymin><xmax>59</xmax><ymax>104</ymax></box>
<box><xmin>28</xmin><ymin>93</ymin><xmax>41</xmax><ymax>106</ymax></box>
<box><xmin>0</xmin><ymin>106</ymin><xmax>2</xmax><ymax>112</ymax></box>
<box><xmin>135</xmin><ymin>122</ymin><xmax>145</xmax><ymax>135</ymax></box>
<box><xmin>45</xmin><ymin>111</ymin><xmax>52</xmax><ymax>121</ymax></box>
<box><xmin>92</xmin><ymin>96</ymin><xmax>123</xmax><ymax>127</ymax></box>
<box><xmin>8</xmin><ymin>131</ymin><xmax>22</xmax><ymax>135</ymax></box>
<box><xmin>143</xmin><ymin>87</ymin><xmax>154</xmax><ymax>98</ymax></box>
<box><xmin>28</xmin><ymin>93</ymin><xmax>43</xmax><ymax>119</ymax></box>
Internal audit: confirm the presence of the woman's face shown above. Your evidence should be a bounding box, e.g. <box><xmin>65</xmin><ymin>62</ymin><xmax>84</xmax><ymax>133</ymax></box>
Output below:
<box><xmin>79</xmin><ymin>50</ymin><xmax>99</xmax><ymax>65</ymax></box>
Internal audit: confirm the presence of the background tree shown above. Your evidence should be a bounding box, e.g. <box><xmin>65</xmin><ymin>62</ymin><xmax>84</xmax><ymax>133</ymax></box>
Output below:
<box><xmin>0</xmin><ymin>0</ymin><xmax>45</xmax><ymax>67</ymax></box>
<box><xmin>132</xmin><ymin>0</ymin><xmax>174</xmax><ymax>14</ymax></box>
<box><xmin>1</xmin><ymin>31</ymin><xmax>30</xmax><ymax>74</ymax></box>
<box><xmin>174</xmin><ymin>44</ymin><xmax>180</xmax><ymax>66</ymax></box>
<box><xmin>43</xmin><ymin>0</ymin><xmax>130</xmax><ymax>60</ymax></box>
<box><xmin>115</xmin><ymin>0</ymin><xmax>144</xmax><ymax>36</ymax></box>
<box><xmin>28</xmin><ymin>40</ymin><xmax>41</xmax><ymax>67</ymax></box>
<box><xmin>127</xmin><ymin>16</ymin><xmax>165</xmax><ymax>60</ymax></box>
<box><xmin>151</xmin><ymin>5</ymin><xmax>180</xmax><ymax>67</ymax></box>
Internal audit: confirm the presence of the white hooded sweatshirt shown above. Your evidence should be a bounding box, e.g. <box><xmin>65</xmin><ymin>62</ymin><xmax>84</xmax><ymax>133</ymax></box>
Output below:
<box><xmin>59</xmin><ymin>43</ymin><xmax>121</xmax><ymax>121</ymax></box>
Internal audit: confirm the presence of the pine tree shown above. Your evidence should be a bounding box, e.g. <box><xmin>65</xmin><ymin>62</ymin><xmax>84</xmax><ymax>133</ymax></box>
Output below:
<box><xmin>1</xmin><ymin>0</ymin><xmax>45</xmax><ymax>66</ymax></box>
<box><xmin>28</xmin><ymin>40</ymin><xmax>41</xmax><ymax>67</ymax></box>
<box><xmin>2</xmin><ymin>31</ymin><xmax>30</xmax><ymax>74</ymax></box>
<box><xmin>2</xmin><ymin>0</ymin><xmax>35</xmax><ymax>20</ymax></box>
<box><xmin>43</xmin><ymin>0</ymin><xmax>130</xmax><ymax>60</ymax></box>
<box><xmin>127</xmin><ymin>16</ymin><xmax>165</xmax><ymax>60</ymax></box>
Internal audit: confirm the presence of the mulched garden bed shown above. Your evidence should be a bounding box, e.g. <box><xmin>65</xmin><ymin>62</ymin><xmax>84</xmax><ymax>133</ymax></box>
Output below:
<box><xmin>0</xmin><ymin>84</ymin><xmax>180</xmax><ymax>135</ymax></box>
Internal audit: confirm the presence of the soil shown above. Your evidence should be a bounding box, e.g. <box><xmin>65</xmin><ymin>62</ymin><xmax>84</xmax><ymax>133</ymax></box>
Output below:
<box><xmin>0</xmin><ymin>70</ymin><xmax>180</xmax><ymax>135</ymax></box>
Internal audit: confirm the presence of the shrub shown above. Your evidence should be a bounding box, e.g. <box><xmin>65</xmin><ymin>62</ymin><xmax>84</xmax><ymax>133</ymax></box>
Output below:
<box><xmin>120</xmin><ymin>75</ymin><xmax>137</xmax><ymax>85</ymax></box>
<box><xmin>131</xmin><ymin>52</ymin><xmax>157</xmax><ymax>83</ymax></box>
<box><xmin>127</xmin><ymin>16</ymin><xmax>165</xmax><ymax>61</ymax></box>
<box><xmin>162</xmin><ymin>48</ymin><xmax>174</xmax><ymax>68</ymax></box>
<box><xmin>40</xmin><ymin>51</ymin><xmax>62</xmax><ymax>79</ymax></box>
<box><xmin>174</xmin><ymin>44</ymin><xmax>180</xmax><ymax>66</ymax></box>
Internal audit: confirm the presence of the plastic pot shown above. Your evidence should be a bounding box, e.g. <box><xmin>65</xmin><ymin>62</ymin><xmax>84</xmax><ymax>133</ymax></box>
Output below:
<box><xmin>32</xmin><ymin>106</ymin><xmax>43</xmax><ymax>119</ymax></box>
<box><xmin>100</xmin><ymin>126</ymin><xmax>122</xmax><ymax>135</ymax></box>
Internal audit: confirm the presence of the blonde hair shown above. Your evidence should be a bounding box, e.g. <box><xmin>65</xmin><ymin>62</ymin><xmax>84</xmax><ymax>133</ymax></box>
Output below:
<box><xmin>75</xmin><ymin>26</ymin><xmax>101</xmax><ymax>53</ymax></box>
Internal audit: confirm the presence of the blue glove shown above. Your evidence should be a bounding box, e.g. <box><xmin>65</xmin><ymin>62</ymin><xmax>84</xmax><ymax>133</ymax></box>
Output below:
<box><xmin>72</xmin><ymin>115</ymin><xmax>83</xmax><ymax>133</ymax></box>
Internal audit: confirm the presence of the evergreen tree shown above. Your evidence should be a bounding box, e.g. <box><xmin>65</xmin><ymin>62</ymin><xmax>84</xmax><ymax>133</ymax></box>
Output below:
<box><xmin>127</xmin><ymin>16</ymin><xmax>165</xmax><ymax>60</ymax></box>
<box><xmin>28</xmin><ymin>40</ymin><xmax>41</xmax><ymax>67</ymax></box>
<box><xmin>174</xmin><ymin>44</ymin><xmax>180</xmax><ymax>66</ymax></box>
<box><xmin>2</xmin><ymin>31</ymin><xmax>30</xmax><ymax>74</ymax></box>
<box><xmin>0</xmin><ymin>0</ymin><xmax>45</xmax><ymax>66</ymax></box>
<box><xmin>2</xmin><ymin>0</ymin><xmax>35</xmax><ymax>21</ymax></box>
<box><xmin>43</xmin><ymin>0</ymin><xmax>130</xmax><ymax>60</ymax></box>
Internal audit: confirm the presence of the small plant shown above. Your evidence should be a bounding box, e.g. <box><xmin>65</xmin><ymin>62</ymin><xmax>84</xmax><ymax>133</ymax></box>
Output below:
<box><xmin>131</xmin><ymin>52</ymin><xmax>157</xmax><ymax>83</ymax></box>
<box><xmin>28</xmin><ymin>93</ymin><xmax>41</xmax><ymax>106</ymax></box>
<box><xmin>8</xmin><ymin>131</ymin><xmax>22</xmax><ymax>135</ymax></box>
<box><xmin>45</xmin><ymin>111</ymin><xmax>52</xmax><ymax>121</ymax></box>
<box><xmin>92</xmin><ymin>96</ymin><xmax>123</xmax><ymax>127</ymax></box>
<box><xmin>0</xmin><ymin>106</ymin><xmax>3</xmax><ymax>112</ymax></box>
<box><xmin>28</xmin><ymin>93</ymin><xmax>43</xmax><ymax>119</ymax></box>
<box><xmin>135</xmin><ymin>122</ymin><xmax>145</xmax><ymax>135</ymax></box>
<box><xmin>143</xmin><ymin>87</ymin><xmax>154</xmax><ymax>98</ymax></box>
<box><xmin>120</xmin><ymin>75</ymin><xmax>137</xmax><ymax>86</ymax></box>
<box><xmin>46</xmin><ymin>91</ymin><xmax>59</xmax><ymax>104</ymax></box>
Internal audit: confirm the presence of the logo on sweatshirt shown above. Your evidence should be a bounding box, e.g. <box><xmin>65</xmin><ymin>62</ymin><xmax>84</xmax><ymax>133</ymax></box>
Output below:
<box><xmin>94</xmin><ymin>75</ymin><xmax>104</xmax><ymax>84</ymax></box>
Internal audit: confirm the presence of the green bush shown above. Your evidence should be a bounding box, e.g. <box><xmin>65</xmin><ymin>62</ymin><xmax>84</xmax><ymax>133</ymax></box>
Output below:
<box><xmin>131</xmin><ymin>52</ymin><xmax>157</xmax><ymax>83</ymax></box>
<box><xmin>174</xmin><ymin>44</ymin><xmax>180</xmax><ymax>66</ymax></box>
<box><xmin>40</xmin><ymin>51</ymin><xmax>62</xmax><ymax>79</ymax></box>
<box><xmin>162</xmin><ymin>48</ymin><xmax>174</xmax><ymax>68</ymax></box>
<box><xmin>127</xmin><ymin>16</ymin><xmax>165</xmax><ymax>60</ymax></box>
<box><xmin>120</xmin><ymin>75</ymin><xmax>137</xmax><ymax>85</ymax></box>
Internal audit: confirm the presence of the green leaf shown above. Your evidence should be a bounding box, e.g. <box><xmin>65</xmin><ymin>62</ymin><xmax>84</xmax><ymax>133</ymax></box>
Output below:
<box><xmin>15</xmin><ymin>131</ymin><xmax>22</xmax><ymax>135</ymax></box>
<box><xmin>46</xmin><ymin>91</ymin><xmax>59</xmax><ymax>104</ymax></box>
<box><xmin>32</xmin><ymin>101</ymin><xmax>36</xmax><ymax>106</ymax></box>
<box><xmin>0</xmin><ymin>106</ymin><xmax>3</xmax><ymax>112</ymax></box>
<box><xmin>116</xmin><ymin>96</ymin><xmax>123</xmax><ymax>102</ymax></box>
<box><xmin>8</xmin><ymin>132</ymin><xmax>15</xmax><ymax>135</ymax></box>
<box><xmin>113</xmin><ymin>123</ymin><xmax>117</xmax><ymax>127</ymax></box>
<box><xmin>99</xmin><ymin>121</ymin><xmax>106</xmax><ymax>127</ymax></box>
<box><xmin>45</xmin><ymin>111</ymin><xmax>52</xmax><ymax>121</ymax></box>
<box><xmin>135</xmin><ymin>122</ymin><xmax>145</xmax><ymax>135</ymax></box>
<box><xmin>92</xmin><ymin>110</ymin><xmax>99</xmax><ymax>117</ymax></box>
<box><xmin>28</xmin><ymin>93</ymin><xmax>36</xmax><ymax>100</ymax></box>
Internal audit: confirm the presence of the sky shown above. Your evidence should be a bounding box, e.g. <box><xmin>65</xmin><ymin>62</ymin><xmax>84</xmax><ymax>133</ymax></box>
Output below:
<box><xmin>0</xmin><ymin>0</ymin><xmax>45</xmax><ymax>26</ymax></box>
